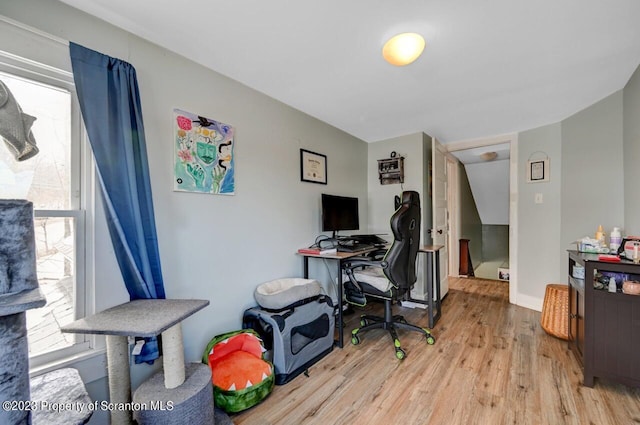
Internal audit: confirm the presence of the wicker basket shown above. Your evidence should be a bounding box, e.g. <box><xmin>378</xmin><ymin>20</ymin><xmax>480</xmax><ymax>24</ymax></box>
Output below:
<box><xmin>541</xmin><ymin>284</ymin><xmax>569</xmax><ymax>340</ymax></box>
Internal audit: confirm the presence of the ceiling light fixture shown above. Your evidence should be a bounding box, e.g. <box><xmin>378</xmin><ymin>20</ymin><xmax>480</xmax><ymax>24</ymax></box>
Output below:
<box><xmin>382</xmin><ymin>33</ymin><xmax>426</xmax><ymax>66</ymax></box>
<box><xmin>479</xmin><ymin>151</ymin><xmax>498</xmax><ymax>161</ymax></box>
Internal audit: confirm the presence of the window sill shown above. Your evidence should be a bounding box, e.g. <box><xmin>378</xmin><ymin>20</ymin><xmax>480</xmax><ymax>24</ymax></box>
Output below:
<box><xmin>30</xmin><ymin>348</ymin><xmax>108</xmax><ymax>385</ymax></box>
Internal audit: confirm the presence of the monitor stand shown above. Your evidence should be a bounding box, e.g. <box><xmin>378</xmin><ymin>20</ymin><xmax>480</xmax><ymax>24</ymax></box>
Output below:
<box><xmin>332</xmin><ymin>231</ymin><xmax>349</xmax><ymax>240</ymax></box>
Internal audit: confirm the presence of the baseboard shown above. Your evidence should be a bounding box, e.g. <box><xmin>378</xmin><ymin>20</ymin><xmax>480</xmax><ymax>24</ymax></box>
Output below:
<box><xmin>515</xmin><ymin>293</ymin><xmax>542</xmax><ymax>312</ymax></box>
<box><xmin>400</xmin><ymin>300</ymin><xmax>428</xmax><ymax>309</ymax></box>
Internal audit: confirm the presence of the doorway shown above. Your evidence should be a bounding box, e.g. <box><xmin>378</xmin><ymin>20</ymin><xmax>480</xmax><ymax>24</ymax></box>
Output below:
<box><xmin>445</xmin><ymin>134</ymin><xmax>519</xmax><ymax>304</ymax></box>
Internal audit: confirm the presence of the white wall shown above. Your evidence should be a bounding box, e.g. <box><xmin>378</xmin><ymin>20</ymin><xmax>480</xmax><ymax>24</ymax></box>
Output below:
<box><xmin>561</xmin><ymin>91</ymin><xmax>624</xmax><ymax>253</ymax></box>
<box><xmin>0</xmin><ymin>0</ymin><xmax>368</xmax><ymax>410</ymax></box>
<box><xmin>624</xmin><ymin>65</ymin><xmax>640</xmax><ymax>234</ymax></box>
<box><xmin>517</xmin><ymin>123</ymin><xmax>562</xmax><ymax>309</ymax></box>
<box><xmin>367</xmin><ymin>132</ymin><xmax>432</xmax><ymax>243</ymax></box>
<box><xmin>515</xmin><ymin>90</ymin><xmax>625</xmax><ymax>311</ymax></box>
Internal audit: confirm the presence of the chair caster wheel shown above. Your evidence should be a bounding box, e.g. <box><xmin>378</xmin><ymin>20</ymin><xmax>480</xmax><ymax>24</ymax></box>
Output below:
<box><xmin>351</xmin><ymin>334</ymin><xmax>360</xmax><ymax>345</ymax></box>
<box><xmin>360</xmin><ymin>318</ymin><xmax>368</xmax><ymax>327</ymax></box>
<box><xmin>395</xmin><ymin>348</ymin><xmax>406</xmax><ymax>360</ymax></box>
<box><xmin>426</xmin><ymin>335</ymin><xmax>436</xmax><ymax>345</ymax></box>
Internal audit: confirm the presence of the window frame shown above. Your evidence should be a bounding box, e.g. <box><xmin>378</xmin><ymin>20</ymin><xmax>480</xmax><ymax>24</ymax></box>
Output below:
<box><xmin>0</xmin><ymin>49</ymin><xmax>96</xmax><ymax>367</ymax></box>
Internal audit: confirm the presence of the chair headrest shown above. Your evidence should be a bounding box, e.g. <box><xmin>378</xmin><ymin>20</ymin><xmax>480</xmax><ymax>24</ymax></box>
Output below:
<box><xmin>400</xmin><ymin>191</ymin><xmax>420</xmax><ymax>207</ymax></box>
<box><xmin>389</xmin><ymin>191</ymin><xmax>420</xmax><ymax>242</ymax></box>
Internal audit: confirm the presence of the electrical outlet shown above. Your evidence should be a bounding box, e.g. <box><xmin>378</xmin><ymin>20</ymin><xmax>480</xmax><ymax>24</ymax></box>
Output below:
<box><xmin>535</xmin><ymin>193</ymin><xmax>543</xmax><ymax>204</ymax></box>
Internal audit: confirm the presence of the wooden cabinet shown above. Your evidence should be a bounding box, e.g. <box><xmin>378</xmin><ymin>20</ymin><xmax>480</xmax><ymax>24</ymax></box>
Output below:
<box><xmin>567</xmin><ymin>251</ymin><xmax>640</xmax><ymax>387</ymax></box>
<box><xmin>567</xmin><ymin>272</ymin><xmax>584</xmax><ymax>363</ymax></box>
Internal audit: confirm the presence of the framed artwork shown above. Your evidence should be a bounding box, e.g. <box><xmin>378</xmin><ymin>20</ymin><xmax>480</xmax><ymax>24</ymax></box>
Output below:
<box><xmin>173</xmin><ymin>109</ymin><xmax>235</xmax><ymax>195</ymax></box>
<box><xmin>526</xmin><ymin>158</ymin><xmax>549</xmax><ymax>183</ymax></box>
<box><xmin>300</xmin><ymin>149</ymin><xmax>327</xmax><ymax>184</ymax></box>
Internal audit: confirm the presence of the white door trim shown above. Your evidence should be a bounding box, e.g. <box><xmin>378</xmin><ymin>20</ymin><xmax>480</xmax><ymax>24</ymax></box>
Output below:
<box><xmin>446</xmin><ymin>156</ymin><xmax>459</xmax><ymax>279</ymax></box>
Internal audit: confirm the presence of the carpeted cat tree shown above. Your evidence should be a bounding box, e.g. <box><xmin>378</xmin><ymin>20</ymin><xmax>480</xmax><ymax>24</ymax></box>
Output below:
<box><xmin>0</xmin><ymin>200</ymin><xmax>93</xmax><ymax>425</ymax></box>
<box><xmin>0</xmin><ymin>199</ymin><xmax>46</xmax><ymax>424</ymax></box>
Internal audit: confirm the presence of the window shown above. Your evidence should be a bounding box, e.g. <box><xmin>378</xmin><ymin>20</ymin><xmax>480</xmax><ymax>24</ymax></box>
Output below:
<box><xmin>0</xmin><ymin>54</ymin><xmax>92</xmax><ymax>363</ymax></box>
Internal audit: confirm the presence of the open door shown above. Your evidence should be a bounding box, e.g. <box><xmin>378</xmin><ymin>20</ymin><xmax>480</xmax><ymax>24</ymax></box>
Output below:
<box><xmin>431</xmin><ymin>137</ymin><xmax>449</xmax><ymax>297</ymax></box>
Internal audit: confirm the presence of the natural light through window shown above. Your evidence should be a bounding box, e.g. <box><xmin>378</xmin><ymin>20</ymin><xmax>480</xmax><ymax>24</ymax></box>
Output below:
<box><xmin>0</xmin><ymin>70</ymin><xmax>86</xmax><ymax>359</ymax></box>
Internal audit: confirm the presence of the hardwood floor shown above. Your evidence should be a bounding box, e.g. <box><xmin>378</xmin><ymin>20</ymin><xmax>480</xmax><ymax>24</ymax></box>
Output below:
<box><xmin>232</xmin><ymin>277</ymin><xmax>640</xmax><ymax>425</ymax></box>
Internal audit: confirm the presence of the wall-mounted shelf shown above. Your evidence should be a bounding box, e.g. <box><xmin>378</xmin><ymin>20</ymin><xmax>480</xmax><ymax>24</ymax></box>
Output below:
<box><xmin>378</xmin><ymin>156</ymin><xmax>404</xmax><ymax>185</ymax></box>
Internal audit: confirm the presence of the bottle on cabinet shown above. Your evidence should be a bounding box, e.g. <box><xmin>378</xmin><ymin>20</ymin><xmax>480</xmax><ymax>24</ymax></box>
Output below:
<box><xmin>608</xmin><ymin>276</ymin><xmax>617</xmax><ymax>293</ymax></box>
<box><xmin>595</xmin><ymin>225</ymin><xmax>606</xmax><ymax>246</ymax></box>
<box><xmin>610</xmin><ymin>227</ymin><xmax>622</xmax><ymax>252</ymax></box>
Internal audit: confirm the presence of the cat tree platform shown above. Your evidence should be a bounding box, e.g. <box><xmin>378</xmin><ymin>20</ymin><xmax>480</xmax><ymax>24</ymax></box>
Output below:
<box><xmin>62</xmin><ymin>298</ymin><xmax>210</xmax><ymax>425</ymax></box>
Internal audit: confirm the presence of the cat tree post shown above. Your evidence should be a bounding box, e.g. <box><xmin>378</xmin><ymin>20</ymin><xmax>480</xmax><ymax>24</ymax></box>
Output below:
<box><xmin>162</xmin><ymin>323</ymin><xmax>185</xmax><ymax>388</ymax></box>
<box><xmin>105</xmin><ymin>334</ymin><xmax>133</xmax><ymax>424</ymax></box>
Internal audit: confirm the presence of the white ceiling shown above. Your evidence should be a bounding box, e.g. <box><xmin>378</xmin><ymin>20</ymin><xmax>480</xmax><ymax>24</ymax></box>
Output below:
<box><xmin>59</xmin><ymin>0</ymin><xmax>640</xmax><ymax>144</ymax></box>
<box><xmin>450</xmin><ymin>143</ymin><xmax>510</xmax><ymax>164</ymax></box>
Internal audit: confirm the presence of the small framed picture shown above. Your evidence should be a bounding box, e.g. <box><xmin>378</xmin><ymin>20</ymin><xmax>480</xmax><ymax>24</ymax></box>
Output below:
<box><xmin>300</xmin><ymin>149</ymin><xmax>327</xmax><ymax>184</ymax></box>
<box><xmin>527</xmin><ymin>158</ymin><xmax>549</xmax><ymax>183</ymax></box>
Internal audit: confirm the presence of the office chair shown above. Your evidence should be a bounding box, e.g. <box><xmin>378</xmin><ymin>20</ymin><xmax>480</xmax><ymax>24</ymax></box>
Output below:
<box><xmin>343</xmin><ymin>191</ymin><xmax>435</xmax><ymax>359</ymax></box>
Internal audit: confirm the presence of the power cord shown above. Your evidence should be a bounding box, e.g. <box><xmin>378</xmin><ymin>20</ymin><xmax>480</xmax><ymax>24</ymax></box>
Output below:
<box><xmin>321</xmin><ymin>258</ymin><xmax>341</xmax><ymax>306</ymax></box>
<box><xmin>309</xmin><ymin>234</ymin><xmax>339</xmax><ymax>250</ymax></box>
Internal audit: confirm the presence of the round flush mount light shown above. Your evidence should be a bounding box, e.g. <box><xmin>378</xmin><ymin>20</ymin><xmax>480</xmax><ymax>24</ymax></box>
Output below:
<box><xmin>479</xmin><ymin>151</ymin><xmax>498</xmax><ymax>161</ymax></box>
<box><xmin>382</xmin><ymin>33</ymin><xmax>426</xmax><ymax>66</ymax></box>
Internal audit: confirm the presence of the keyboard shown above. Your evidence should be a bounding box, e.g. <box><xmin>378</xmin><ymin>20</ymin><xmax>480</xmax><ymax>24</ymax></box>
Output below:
<box><xmin>337</xmin><ymin>243</ymin><xmax>376</xmax><ymax>253</ymax></box>
<box><xmin>348</xmin><ymin>234</ymin><xmax>388</xmax><ymax>246</ymax></box>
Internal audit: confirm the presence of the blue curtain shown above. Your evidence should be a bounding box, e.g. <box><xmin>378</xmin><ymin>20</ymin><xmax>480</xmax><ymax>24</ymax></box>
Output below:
<box><xmin>69</xmin><ymin>42</ymin><xmax>165</xmax><ymax>363</ymax></box>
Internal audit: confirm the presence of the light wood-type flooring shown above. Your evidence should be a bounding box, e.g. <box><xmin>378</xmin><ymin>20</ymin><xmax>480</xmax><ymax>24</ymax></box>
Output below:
<box><xmin>233</xmin><ymin>277</ymin><xmax>640</xmax><ymax>425</ymax></box>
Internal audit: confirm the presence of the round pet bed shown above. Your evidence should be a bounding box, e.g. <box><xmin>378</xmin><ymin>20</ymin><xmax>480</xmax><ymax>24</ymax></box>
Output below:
<box><xmin>254</xmin><ymin>278</ymin><xmax>322</xmax><ymax>310</ymax></box>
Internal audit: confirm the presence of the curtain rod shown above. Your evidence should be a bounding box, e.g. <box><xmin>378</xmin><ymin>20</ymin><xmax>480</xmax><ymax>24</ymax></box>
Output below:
<box><xmin>0</xmin><ymin>14</ymin><xmax>69</xmax><ymax>47</ymax></box>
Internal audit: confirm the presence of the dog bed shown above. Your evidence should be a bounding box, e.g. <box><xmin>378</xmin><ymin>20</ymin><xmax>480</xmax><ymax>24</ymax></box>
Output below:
<box><xmin>254</xmin><ymin>278</ymin><xmax>322</xmax><ymax>311</ymax></box>
<box><xmin>202</xmin><ymin>329</ymin><xmax>274</xmax><ymax>413</ymax></box>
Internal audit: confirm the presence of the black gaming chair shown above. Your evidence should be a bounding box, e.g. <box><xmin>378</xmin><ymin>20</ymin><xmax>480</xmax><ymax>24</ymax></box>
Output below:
<box><xmin>343</xmin><ymin>190</ymin><xmax>435</xmax><ymax>359</ymax></box>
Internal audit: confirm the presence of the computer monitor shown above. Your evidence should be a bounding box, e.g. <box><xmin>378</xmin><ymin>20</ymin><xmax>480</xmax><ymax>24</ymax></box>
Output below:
<box><xmin>321</xmin><ymin>194</ymin><xmax>359</xmax><ymax>238</ymax></box>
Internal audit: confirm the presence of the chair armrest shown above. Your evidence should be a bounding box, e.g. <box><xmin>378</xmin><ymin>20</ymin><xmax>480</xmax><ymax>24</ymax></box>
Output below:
<box><xmin>343</xmin><ymin>258</ymin><xmax>389</xmax><ymax>293</ymax></box>
<box><xmin>343</xmin><ymin>259</ymin><xmax>388</xmax><ymax>270</ymax></box>
<box><xmin>342</xmin><ymin>259</ymin><xmax>389</xmax><ymax>295</ymax></box>
<box><xmin>365</xmin><ymin>247</ymin><xmax>387</xmax><ymax>261</ymax></box>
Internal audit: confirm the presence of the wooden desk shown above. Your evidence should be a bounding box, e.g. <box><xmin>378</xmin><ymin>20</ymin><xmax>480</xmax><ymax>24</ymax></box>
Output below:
<box><xmin>415</xmin><ymin>245</ymin><xmax>443</xmax><ymax>328</ymax></box>
<box><xmin>298</xmin><ymin>248</ymin><xmax>379</xmax><ymax>348</ymax></box>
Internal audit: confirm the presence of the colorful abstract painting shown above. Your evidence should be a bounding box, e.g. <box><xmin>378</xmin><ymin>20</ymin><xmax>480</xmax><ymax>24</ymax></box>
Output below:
<box><xmin>173</xmin><ymin>109</ymin><xmax>235</xmax><ymax>195</ymax></box>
